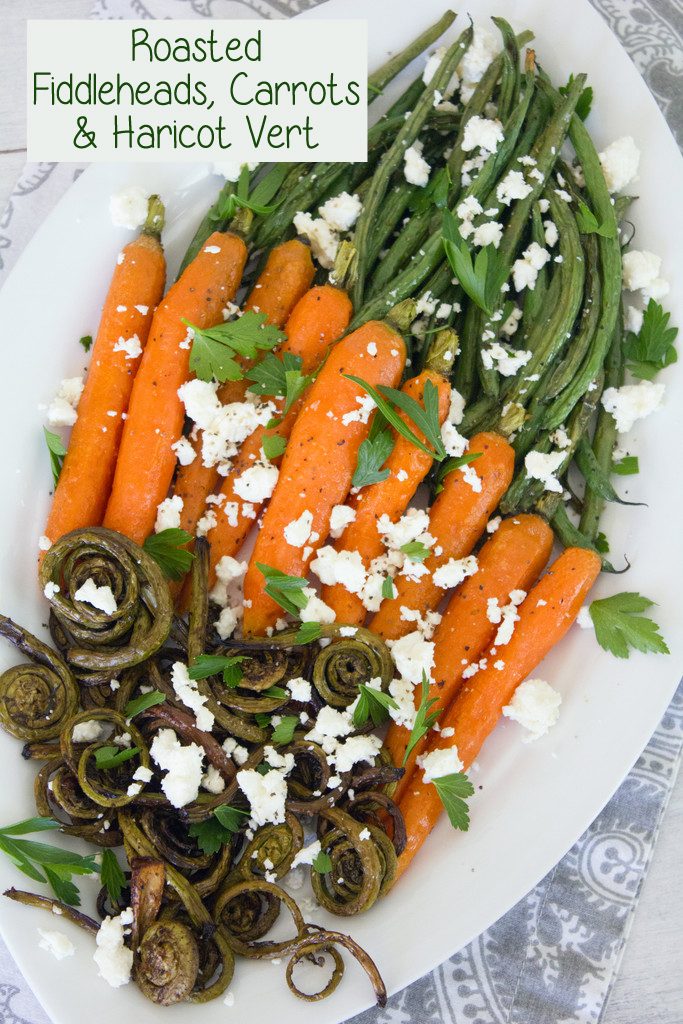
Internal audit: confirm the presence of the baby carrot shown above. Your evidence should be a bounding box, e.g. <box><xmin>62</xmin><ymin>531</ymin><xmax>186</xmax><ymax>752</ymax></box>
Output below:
<box><xmin>170</xmin><ymin>240</ymin><xmax>315</xmax><ymax>546</ymax></box>
<box><xmin>205</xmin><ymin>285</ymin><xmax>353</xmax><ymax>583</ymax></box>
<box><xmin>243</xmin><ymin>321</ymin><xmax>407</xmax><ymax>636</ymax></box>
<box><xmin>43</xmin><ymin>197</ymin><xmax>166</xmax><ymax>546</ymax></box>
<box><xmin>103</xmin><ymin>230</ymin><xmax>248</xmax><ymax>544</ymax></box>
<box><xmin>320</xmin><ymin>370</ymin><xmax>451</xmax><ymax>626</ymax></box>
<box><xmin>389</xmin><ymin>514</ymin><xmax>554</xmax><ymax>801</ymax></box>
<box><xmin>395</xmin><ymin>546</ymin><xmax>602</xmax><ymax>880</ymax></box>
<box><xmin>370</xmin><ymin>432</ymin><xmax>515</xmax><ymax>640</ymax></box>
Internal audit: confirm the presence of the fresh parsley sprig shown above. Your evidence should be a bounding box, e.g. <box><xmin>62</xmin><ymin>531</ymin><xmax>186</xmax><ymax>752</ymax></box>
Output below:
<box><xmin>0</xmin><ymin>817</ymin><xmax>98</xmax><ymax>907</ymax></box>
<box><xmin>93</xmin><ymin>745</ymin><xmax>140</xmax><ymax>771</ymax></box>
<box><xmin>44</xmin><ymin>429</ymin><xmax>67</xmax><ymax>487</ymax></box>
<box><xmin>185</xmin><ymin>311</ymin><xmax>285</xmax><ymax>384</ymax></box>
<box><xmin>271</xmin><ymin>715</ymin><xmax>299</xmax><ymax>745</ymax></box>
<box><xmin>403</xmin><ymin>673</ymin><xmax>440</xmax><ymax>765</ymax></box>
<box><xmin>124</xmin><ymin>690</ymin><xmax>166</xmax><ymax>719</ymax></box>
<box><xmin>381</xmin><ymin>576</ymin><xmax>395</xmax><ymax>600</ymax></box>
<box><xmin>100</xmin><ymin>848</ymin><xmax>126</xmax><ymax>905</ymax></box>
<box><xmin>189</xmin><ymin>654</ymin><xmax>245</xmax><ymax>688</ymax></box>
<box><xmin>256</xmin><ymin>563</ymin><xmax>309</xmax><ymax>618</ymax></box>
<box><xmin>143</xmin><ymin>528</ymin><xmax>194</xmax><ymax>581</ymax></box>
<box><xmin>400</xmin><ymin>540</ymin><xmax>431</xmax><ymax>563</ymax></box>
<box><xmin>432</xmin><ymin>772</ymin><xmax>475</xmax><ymax>831</ymax></box>
<box><xmin>344</xmin><ymin>375</ymin><xmax>446</xmax><ymax>461</ymax></box>
<box><xmin>575</xmin><ymin>199</ymin><xmax>616</xmax><ymax>238</ymax></box>
<box><xmin>434</xmin><ymin>452</ymin><xmax>482</xmax><ymax>494</ymax></box>
<box><xmin>262</xmin><ymin>433</ymin><xmax>287</xmax><ymax>461</ymax></box>
<box><xmin>559</xmin><ymin>74</ymin><xmax>593</xmax><ymax>120</ymax></box>
<box><xmin>312</xmin><ymin>849</ymin><xmax>332</xmax><ymax>873</ymax></box>
<box><xmin>352</xmin><ymin>684</ymin><xmax>398</xmax><ymax>728</ymax></box>
<box><xmin>352</xmin><ymin>415</ymin><xmax>395</xmax><ymax>488</ymax></box>
<box><xmin>624</xmin><ymin>300</ymin><xmax>678</xmax><ymax>380</ymax></box>
<box><xmin>294</xmin><ymin>621</ymin><xmax>322</xmax><ymax>645</ymax></box>
<box><xmin>189</xmin><ymin>805</ymin><xmax>249</xmax><ymax>855</ymax></box>
<box><xmin>246</xmin><ymin>351</ymin><xmax>312</xmax><ymax>421</ymax></box>
<box><xmin>442</xmin><ymin>210</ymin><xmax>507</xmax><ymax>317</ymax></box>
<box><xmin>589</xmin><ymin>592</ymin><xmax>669</xmax><ymax>659</ymax></box>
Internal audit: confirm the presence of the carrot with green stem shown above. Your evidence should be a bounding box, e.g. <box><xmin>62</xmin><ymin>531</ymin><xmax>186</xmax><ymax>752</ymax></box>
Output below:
<box><xmin>388</xmin><ymin>514</ymin><xmax>554</xmax><ymax>802</ymax></box>
<box><xmin>319</xmin><ymin>329</ymin><xmax>456</xmax><ymax>627</ymax></box>
<box><xmin>169</xmin><ymin>239</ymin><xmax>315</xmax><ymax>552</ymax></box>
<box><xmin>204</xmin><ymin>284</ymin><xmax>353</xmax><ymax>587</ymax></box>
<box><xmin>103</xmin><ymin>229</ymin><xmax>248</xmax><ymax>545</ymax></box>
<box><xmin>395</xmin><ymin>546</ymin><xmax>602</xmax><ymax>881</ymax></box>
<box><xmin>243</xmin><ymin>304</ymin><xmax>415</xmax><ymax>636</ymax></box>
<box><xmin>369</xmin><ymin>432</ymin><xmax>515</xmax><ymax>640</ymax></box>
<box><xmin>43</xmin><ymin>196</ymin><xmax>166</xmax><ymax>548</ymax></box>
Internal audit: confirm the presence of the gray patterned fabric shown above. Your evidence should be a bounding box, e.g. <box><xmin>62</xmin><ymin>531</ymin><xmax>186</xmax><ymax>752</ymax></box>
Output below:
<box><xmin>0</xmin><ymin>2</ymin><xmax>681</xmax><ymax>1023</ymax></box>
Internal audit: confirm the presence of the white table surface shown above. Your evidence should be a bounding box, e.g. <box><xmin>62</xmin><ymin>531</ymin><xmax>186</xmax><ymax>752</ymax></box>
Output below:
<box><xmin>1</xmin><ymin>2</ymin><xmax>681</xmax><ymax>1021</ymax></box>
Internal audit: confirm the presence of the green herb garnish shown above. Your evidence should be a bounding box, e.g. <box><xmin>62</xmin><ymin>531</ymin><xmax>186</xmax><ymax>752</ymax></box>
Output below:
<box><xmin>312</xmin><ymin>849</ymin><xmax>333</xmax><ymax>873</ymax></box>
<box><xmin>381</xmin><ymin>576</ymin><xmax>395</xmax><ymax>600</ymax></box>
<box><xmin>124</xmin><ymin>690</ymin><xmax>166</xmax><ymax>719</ymax></box>
<box><xmin>271</xmin><ymin>715</ymin><xmax>299</xmax><ymax>745</ymax></box>
<box><xmin>575</xmin><ymin>199</ymin><xmax>616</xmax><ymax>238</ymax></box>
<box><xmin>79</xmin><ymin>334</ymin><xmax>93</xmax><ymax>353</ymax></box>
<box><xmin>143</xmin><ymin>528</ymin><xmax>194</xmax><ymax>581</ymax></box>
<box><xmin>186</xmin><ymin>311</ymin><xmax>285</xmax><ymax>384</ymax></box>
<box><xmin>0</xmin><ymin>817</ymin><xmax>98</xmax><ymax>907</ymax></box>
<box><xmin>442</xmin><ymin>209</ymin><xmax>507</xmax><ymax>317</ymax></box>
<box><xmin>189</xmin><ymin>806</ymin><xmax>248</xmax><ymax>855</ymax></box>
<box><xmin>246</xmin><ymin>352</ymin><xmax>312</xmax><ymax>417</ymax></box>
<box><xmin>432</xmin><ymin>772</ymin><xmax>475</xmax><ymax>831</ymax></box>
<box><xmin>589</xmin><ymin>592</ymin><xmax>669</xmax><ymax>659</ymax></box>
<box><xmin>625</xmin><ymin>300</ymin><xmax>678</xmax><ymax>380</ymax></box>
<box><xmin>612</xmin><ymin>455</ymin><xmax>639</xmax><ymax>476</ymax></box>
<box><xmin>559</xmin><ymin>73</ymin><xmax>593</xmax><ymax>120</ymax></box>
<box><xmin>294</xmin><ymin>621</ymin><xmax>322</xmax><ymax>645</ymax></box>
<box><xmin>352</xmin><ymin>415</ymin><xmax>394</xmax><ymax>488</ymax></box>
<box><xmin>344</xmin><ymin>375</ymin><xmax>446</xmax><ymax>461</ymax></box>
<box><xmin>434</xmin><ymin>452</ymin><xmax>483</xmax><ymax>494</ymax></box>
<box><xmin>256</xmin><ymin>563</ymin><xmax>309</xmax><ymax>618</ymax></box>
<box><xmin>100</xmin><ymin>848</ymin><xmax>126</xmax><ymax>905</ymax></box>
<box><xmin>262</xmin><ymin>433</ymin><xmax>287</xmax><ymax>461</ymax></box>
<box><xmin>352</xmin><ymin>684</ymin><xmax>398</xmax><ymax>728</ymax></box>
<box><xmin>403</xmin><ymin>673</ymin><xmax>440</xmax><ymax>765</ymax></box>
<box><xmin>189</xmin><ymin>654</ymin><xmax>245</xmax><ymax>688</ymax></box>
<box><xmin>44</xmin><ymin>429</ymin><xmax>67</xmax><ymax>487</ymax></box>
<box><xmin>93</xmin><ymin>745</ymin><xmax>140</xmax><ymax>771</ymax></box>
<box><xmin>400</xmin><ymin>540</ymin><xmax>431</xmax><ymax>562</ymax></box>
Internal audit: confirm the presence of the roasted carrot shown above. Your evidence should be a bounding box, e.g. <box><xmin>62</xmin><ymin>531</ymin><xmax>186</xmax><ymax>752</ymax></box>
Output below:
<box><xmin>204</xmin><ymin>285</ymin><xmax>353</xmax><ymax>583</ymax></box>
<box><xmin>395</xmin><ymin>547</ymin><xmax>602</xmax><ymax>880</ymax></box>
<box><xmin>103</xmin><ymin>230</ymin><xmax>248</xmax><ymax>545</ymax></box>
<box><xmin>389</xmin><ymin>514</ymin><xmax>554</xmax><ymax>802</ymax></box>
<box><xmin>43</xmin><ymin>197</ymin><xmax>166</xmax><ymax>547</ymax></box>
<box><xmin>243</xmin><ymin>321</ymin><xmax>407</xmax><ymax>636</ymax></box>
<box><xmin>320</xmin><ymin>369</ymin><xmax>451</xmax><ymax>626</ymax></box>
<box><xmin>170</xmin><ymin>240</ymin><xmax>315</xmax><ymax>548</ymax></box>
<box><xmin>370</xmin><ymin>432</ymin><xmax>515</xmax><ymax>640</ymax></box>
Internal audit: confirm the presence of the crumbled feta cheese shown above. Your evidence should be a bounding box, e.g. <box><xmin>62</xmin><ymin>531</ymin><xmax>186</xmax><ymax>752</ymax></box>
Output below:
<box><xmin>155</xmin><ymin>494</ymin><xmax>183</xmax><ymax>533</ymax></box>
<box><xmin>43</xmin><ymin>581</ymin><xmax>60</xmax><ymax>600</ymax></box>
<box><xmin>299</xmin><ymin>588</ymin><xmax>335</xmax><ymax>624</ymax></box>
<box><xmin>456</xmin><ymin>195</ymin><xmax>484</xmax><ymax>239</ymax></box>
<box><xmin>178</xmin><ymin>380</ymin><xmax>274</xmax><ymax>469</ymax></box>
<box><xmin>171</xmin><ymin>436</ymin><xmax>196</xmax><ymax>467</ymax></box>
<box><xmin>501</xmin><ymin>307</ymin><xmax>523</xmax><ymax>337</ymax></box>
<box><xmin>576</xmin><ymin>606</ymin><xmax>594</xmax><ymax>630</ymax></box>
<box><xmin>387</xmin><ymin>676</ymin><xmax>417</xmax><ymax>729</ymax></box>
<box><xmin>204</xmin><ymin>245</ymin><xmax>221</xmax><ymax>254</ymax></box>
<box><xmin>196</xmin><ymin>508</ymin><xmax>217</xmax><ymax>537</ymax></box>
<box><xmin>502</xmin><ymin>678</ymin><xmax>561</xmax><ymax>741</ymax></box>
<box><xmin>472</xmin><ymin>220</ymin><xmax>504</xmax><ymax>249</ymax></box>
<box><xmin>287</xmin><ymin>676</ymin><xmax>312</xmax><ymax>703</ymax></box>
<box><xmin>291</xmin><ymin>839</ymin><xmax>322</xmax><ymax>868</ymax></box>
<box><xmin>486</xmin><ymin>516</ymin><xmax>501</xmax><ymax>534</ymax></box>
<box><xmin>543</xmin><ymin>220</ymin><xmax>559</xmax><ymax>247</ymax></box>
<box><xmin>38</xmin><ymin>535</ymin><xmax>53</xmax><ymax>552</ymax></box>
<box><xmin>46</xmin><ymin>377</ymin><xmax>84</xmax><ymax>427</ymax></box>
<box><xmin>404</xmin><ymin>141</ymin><xmax>431</xmax><ymax>187</ymax></box>
<box><xmin>622</xmin><ymin>249</ymin><xmax>669</xmax><ymax>300</ymax></box>
<box><xmin>94</xmin><ymin>911</ymin><xmax>134</xmax><ymax>988</ymax></box>
<box><xmin>623</xmin><ymin>305</ymin><xmax>644</xmax><ymax>336</ymax></box>
<box><xmin>377</xmin><ymin>508</ymin><xmax>431</xmax><ymax>550</ymax></box>
<box><xmin>284</xmin><ymin>509</ymin><xmax>314</xmax><ymax>547</ymax></box>
<box><xmin>109</xmin><ymin>186</ymin><xmax>148</xmax><ymax>230</ymax></box>
<box><xmin>550</xmin><ymin>428</ymin><xmax>571</xmax><ymax>450</ymax></box>
<box><xmin>215</xmin><ymin>606</ymin><xmax>241</xmax><ymax>640</ymax></box>
<box><xmin>319</xmin><ymin>192</ymin><xmax>362</xmax><ymax>232</ymax></box>
<box><xmin>150</xmin><ymin>729</ymin><xmax>204</xmax><ymax>808</ymax></box>
<box><xmin>601</xmin><ymin>381</ymin><xmax>665</xmax><ymax>433</ymax></box>
<box><xmin>599</xmin><ymin>136</ymin><xmax>640</xmax><ymax>193</ymax></box>
<box><xmin>342</xmin><ymin>393</ymin><xmax>375</xmax><ymax>427</ymax></box>
<box><xmin>496</xmin><ymin>170</ymin><xmax>533</xmax><ymax>206</ymax></box>
<box><xmin>233</xmin><ymin>463</ymin><xmax>279</xmax><ymax>503</ymax></box>
<box><xmin>457</xmin><ymin>26</ymin><xmax>501</xmax><ymax>99</ymax></box>
<box><xmin>329</xmin><ymin>504</ymin><xmax>356</xmax><ymax>538</ymax></box>
<box><xmin>524</xmin><ymin>450</ymin><xmax>565</xmax><ymax>493</ymax></box>
<box><xmin>418</xmin><ymin>746</ymin><xmax>463</xmax><ymax>782</ymax></box>
<box><xmin>310</xmin><ymin>546</ymin><xmax>366</xmax><ymax>594</ymax></box>
<box><xmin>72</xmin><ymin>719</ymin><xmax>105</xmax><ymax>743</ymax></box>
<box><xmin>201</xmin><ymin>765</ymin><xmax>226</xmax><ymax>794</ymax></box>
<box><xmin>333</xmin><ymin>733</ymin><xmax>383</xmax><ymax>773</ymax></box>
<box><xmin>432</xmin><ymin>554</ymin><xmax>478</xmax><ymax>590</ymax></box>
<box><xmin>388</xmin><ymin>630</ymin><xmax>435</xmax><ymax>684</ymax></box>
<box><xmin>112</xmin><ymin>334</ymin><xmax>142</xmax><ymax>361</ymax></box>
<box><xmin>222</xmin><ymin>736</ymin><xmax>249</xmax><ymax>766</ymax></box>
<box><xmin>171</xmin><ymin>662</ymin><xmax>214</xmax><ymax>732</ymax></box>
<box><xmin>38</xmin><ymin>928</ymin><xmax>75</xmax><ymax>960</ymax></box>
<box><xmin>237</xmin><ymin>767</ymin><xmax>288</xmax><ymax>826</ymax></box>
<box><xmin>481</xmin><ymin>342</ymin><xmax>532</xmax><ymax>377</ymax></box>
<box><xmin>512</xmin><ymin>242</ymin><xmax>551</xmax><ymax>291</ymax></box>
<box><xmin>460</xmin><ymin>462</ymin><xmax>482</xmax><ymax>493</ymax></box>
<box><xmin>293</xmin><ymin>211</ymin><xmax>339</xmax><ymax>269</ymax></box>
<box><xmin>73</xmin><ymin>578</ymin><xmax>118</xmax><ymax>615</ymax></box>
<box><xmin>462</xmin><ymin>115</ymin><xmax>504</xmax><ymax>155</ymax></box>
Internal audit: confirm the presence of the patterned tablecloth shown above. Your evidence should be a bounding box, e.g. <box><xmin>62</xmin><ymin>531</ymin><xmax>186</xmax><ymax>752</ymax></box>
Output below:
<box><xmin>0</xmin><ymin>2</ymin><xmax>681</xmax><ymax>1022</ymax></box>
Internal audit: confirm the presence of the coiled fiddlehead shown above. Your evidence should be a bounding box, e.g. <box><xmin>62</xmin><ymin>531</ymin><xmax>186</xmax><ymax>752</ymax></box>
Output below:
<box><xmin>0</xmin><ymin>617</ymin><xmax>79</xmax><ymax>741</ymax></box>
<box><xmin>311</xmin><ymin>627</ymin><xmax>394</xmax><ymax>708</ymax></box>
<box><xmin>39</xmin><ymin>527</ymin><xmax>173</xmax><ymax>681</ymax></box>
<box><xmin>136</xmin><ymin>919</ymin><xmax>200</xmax><ymax>1006</ymax></box>
<box><xmin>312</xmin><ymin>807</ymin><xmax>396</xmax><ymax>915</ymax></box>
<box><xmin>61</xmin><ymin>708</ymin><xmax>151</xmax><ymax>810</ymax></box>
